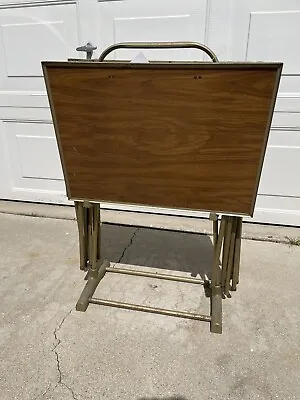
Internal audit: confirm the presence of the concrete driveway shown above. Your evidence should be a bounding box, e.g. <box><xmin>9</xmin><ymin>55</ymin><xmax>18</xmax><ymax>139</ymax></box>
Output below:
<box><xmin>0</xmin><ymin>212</ymin><xmax>299</xmax><ymax>400</ymax></box>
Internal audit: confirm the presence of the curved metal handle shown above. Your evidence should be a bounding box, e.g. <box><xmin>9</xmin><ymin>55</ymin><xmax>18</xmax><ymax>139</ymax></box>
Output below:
<box><xmin>99</xmin><ymin>41</ymin><xmax>219</xmax><ymax>62</ymax></box>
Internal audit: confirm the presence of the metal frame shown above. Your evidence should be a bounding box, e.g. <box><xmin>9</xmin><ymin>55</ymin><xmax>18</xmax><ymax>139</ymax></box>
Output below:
<box><xmin>74</xmin><ymin>202</ymin><xmax>243</xmax><ymax>334</ymax></box>
<box><xmin>98</xmin><ymin>41</ymin><xmax>219</xmax><ymax>62</ymax></box>
<box><xmin>70</xmin><ymin>42</ymin><xmax>245</xmax><ymax>334</ymax></box>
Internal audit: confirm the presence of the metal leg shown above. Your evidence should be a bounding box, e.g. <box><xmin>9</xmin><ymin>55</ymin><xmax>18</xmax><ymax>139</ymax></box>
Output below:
<box><xmin>221</xmin><ymin>216</ymin><xmax>233</xmax><ymax>292</ymax></box>
<box><xmin>87</xmin><ymin>206</ymin><xmax>93</xmax><ymax>267</ymax></box>
<box><xmin>76</xmin><ymin>259</ymin><xmax>110</xmax><ymax>311</ymax></box>
<box><xmin>209</xmin><ymin>212</ymin><xmax>219</xmax><ymax>248</ymax></box>
<box><xmin>231</xmin><ymin>217</ymin><xmax>242</xmax><ymax>291</ymax></box>
<box><xmin>210</xmin><ymin>216</ymin><xmax>226</xmax><ymax>334</ymax></box>
<box><xmin>74</xmin><ymin>201</ymin><xmax>87</xmax><ymax>270</ymax></box>
<box><xmin>211</xmin><ymin>286</ymin><xmax>223</xmax><ymax>333</ymax></box>
<box><xmin>225</xmin><ymin>217</ymin><xmax>238</xmax><ymax>296</ymax></box>
<box><xmin>76</xmin><ymin>202</ymin><xmax>109</xmax><ymax>312</ymax></box>
<box><xmin>83</xmin><ymin>206</ymin><xmax>89</xmax><ymax>268</ymax></box>
<box><xmin>97</xmin><ymin>209</ymin><xmax>101</xmax><ymax>261</ymax></box>
<box><xmin>90</xmin><ymin>204</ymin><xmax>100</xmax><ymax>270</ymax></box>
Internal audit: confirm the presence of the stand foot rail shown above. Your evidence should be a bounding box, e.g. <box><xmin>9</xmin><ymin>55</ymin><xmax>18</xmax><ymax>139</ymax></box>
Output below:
<box><xmin>90</xmin><ymin>297</ymin><xmax>211</xmax><ymax>322</ymax></box>
<box><xmin>107</xmin><ymin>266</ymin><xmax>205</xmax><ymax>285</ymax></box>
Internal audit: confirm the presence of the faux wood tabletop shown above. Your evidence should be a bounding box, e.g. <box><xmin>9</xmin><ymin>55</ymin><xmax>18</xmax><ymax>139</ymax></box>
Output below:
<box><xmin>43</xmin><ymin>62</ymin><xmax>282</xmax><ymax>216</ymax></box>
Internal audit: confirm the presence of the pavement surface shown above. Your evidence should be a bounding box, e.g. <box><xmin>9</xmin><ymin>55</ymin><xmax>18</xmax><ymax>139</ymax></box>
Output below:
<box><xmin>0</xmin><ymin>212</ymin><xmax>299</xmax><ymax>400</ymax></box>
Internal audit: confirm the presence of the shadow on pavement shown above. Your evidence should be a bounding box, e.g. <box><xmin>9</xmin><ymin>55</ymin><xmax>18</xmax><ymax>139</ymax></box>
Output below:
<box><xmin>102</xmin><ymin>224</ymin><xmax>214</xmax><ymax>282</ymax></box>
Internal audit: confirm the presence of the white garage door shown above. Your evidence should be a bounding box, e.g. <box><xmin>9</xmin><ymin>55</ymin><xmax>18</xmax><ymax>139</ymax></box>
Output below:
<box><xmin>0</xmin><ymin>0</ymin><xmax>299</xmax><ymax>226</ymax></box>
<box><xmin>227</xmin><ymin>0</ymin><xmax>300</xmax><ymax>226</ymax></box>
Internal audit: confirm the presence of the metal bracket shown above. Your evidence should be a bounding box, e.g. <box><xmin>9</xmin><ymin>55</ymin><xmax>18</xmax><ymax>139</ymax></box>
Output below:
<box><xmin>76</xmin><ymin>42</ymin><xmax>97</xmax><ymax>60</ymax></box>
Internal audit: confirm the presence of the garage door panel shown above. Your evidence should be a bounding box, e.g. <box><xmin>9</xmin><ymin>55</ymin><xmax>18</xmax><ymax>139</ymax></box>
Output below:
<box><xmin>1</xmin><ymin>21</ymin><xmax>66</xmax><ymax>77</ymax></box>
<box><xmin>224</xmin><ymin>0</ymin><xmax>300</xmax><ymax>225</ymax></box>
<box><xmin>278</xmin><ymin>77</ymin><xmax>300</xmax><ymax>94</ymax></box>
<box><xmin>0</xmin><ymin>1</ymin><xmax>79</xmax><ymax>92</ymax></box>
<box><xmin>97</xmin><ymin>0</ymin><xmax>207</xmax><ymax>19</ymax></box>
<box><xmin>250</xmin><ymin>195</ymin><xmax>300</xmax><ymax>226</ymax></box>
<box><xmin>0</xmin><ymin>0</ymin><xmax>79</xmax><ymax>204</ymax></box>
<box><xmin>272</xmin><ymin>112</ymin><xmax>300</xmax><ymax>129</ymax></box>
<box><xmin>259</xmin><ymin>145</ymin><xmax>300</xmax><ymax>197</ymax></box>
<box><xmin>230</xmin><ymin>0</ymin><xmax>300</xmax><ymax>60</ymax></box>
<box><xmin>97</xmin><ymin>0</ymin><xmax>208</xmax><ymax>61</ymax></box>
<box><xmin>275</xmin><ymin>96</ymin><xmax>300</xmax><ymax>113</ymax></box>
<box><xmin>267</xmin><ymin>130</ymin><xmax>300</xmax><ymax>147</ymax></box>
<box><xmin>0</xmin><ymin>107</ymin><xmax>51</xmax><ymax>120</ymax></box>
<box><xmin>0</xmin><ymin>117</ymin><xmax>68</xmax><ymax>204</ymax></box>
<box><xmin>17</xmin><ymin>136</ymin><xmax>63</xmax><ymax>181</ymax></box>
<box><xmin>255</xmin><ymin>195</ymin><xmax>300</xmax><ymax>211</ymax></box>
<box><xmin>3</xmin><ymin>121</ymin><xmax>65</xmax><ymax>192</ymax></box>
<box><xmin>273</xmin><ymin>97</ymin><xmax>300</xmax><ymax>129</ymax></box>
<box><xmin>0</xmin><ymin>92</ymin><xmax>49</xmax><ymax>108</ymax></box>
<box><xmin>112</xmin><ymin>15</ymin><xmax>205</xmax><ymax>61</ymax></box>
<box><xmin>246</xmin><ymin>11</ymin><xmax>300</xmax><ymax>74</ymax></box>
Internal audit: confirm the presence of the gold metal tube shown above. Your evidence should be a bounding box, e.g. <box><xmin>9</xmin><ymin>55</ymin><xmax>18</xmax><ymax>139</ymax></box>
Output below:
<box><xmin>210</xmin><ymin>285</ymin><xmax>222</xmax><ymax>334</ymax></box>
<box><xmin>87</xmin><ymin>206</ymin><xmax>93</xmax><ymax>267</ymax></box>
<box><xmin>97</xmin><ymin>207</ymin><xmax>101</xmax><ymax>261</ymax></box>
<box><xmin>221</xmin><ymin>216</ymin><xmax>233</xmax><ymax>289</ymax></box>
<box><xmin>211</xmin><ymin>217</ymin><xmax>226</xmax><ymax>287</ymax></box>
<box><xmin>210</xmin><ymin>217</ymin><xmax>226</xmax><ymax>333</ymax></box>
<box><xmin>232</xmin><ymin>217</ymin><xmax>242</xmax><ymax>290</ymax></box>
<box><xmin>106</xmin><ymin>266</ymin><xmax>205</xmax><ymax>284</ymax></box>
<box><xmin>89</xmin><ymin>297</ymin><xmax>211</xmax><ymax>322</ymax></box>
<box><xmin>74</xmin><ymin>201</ymin><xmax>87</xmax><ymax>270</ymax></box>
<box><xmin>213</xmin><ymin>219</ymin><xmax>219</xmax><ymax>249</ymax></box>
<box><xmin>209</xmin><ymin>212</ymin><xmax>219</xmax><ymax>248</ymax></box>
<box><xmin>91</xmin><ymin>204</ymin><xmax>100</xmax><ymax>270</ymax></box>
<box><xmin>99</xmin><ymin>41</ymin><xmax>219</xmax><ymax>63</ymax></box>
<box><xmin>83</xmin><ymin>206</ymin><xmax>89</xmax><ymax>267</ymax></box>
<box><xmin>225</xmin><ymin>217</ymin><xmax>238</xmax><ymax>296</ymax></box>
<box><xmin>76</xmin><ymin>259</ymin><xmax>110</xmax><ymax>312</ymax></box>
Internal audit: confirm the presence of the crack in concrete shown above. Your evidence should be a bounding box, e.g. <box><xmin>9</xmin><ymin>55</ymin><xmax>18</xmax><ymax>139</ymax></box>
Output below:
<box><xmin>51</xmin><ymin>309</ymin><xmax>79</xmax><ymax>400</ymax></box>
<box><xmin>113</xmin><ymin>227</ymin><xmax>139</xmax><ymax>267</ymax></box>
<box><xmin>41</xmin><ymin>383</ymin><xmax>51</xmax><ymax>398</ymax></box>
<box><xmin>42</xmin><ymin>227</ymin><xmax>139</xmax><ymax>399</ymax></box>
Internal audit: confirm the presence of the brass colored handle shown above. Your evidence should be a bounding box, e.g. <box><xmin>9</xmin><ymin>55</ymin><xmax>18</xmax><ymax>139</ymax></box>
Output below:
<box><xmin>98</xmin><ymin>41</ymin><xmax>219</xmax><ymax>62</ymax></box>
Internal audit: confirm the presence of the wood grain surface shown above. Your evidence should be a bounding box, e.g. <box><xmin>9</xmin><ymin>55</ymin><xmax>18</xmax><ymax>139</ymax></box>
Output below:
<box><xmin>43</xmin><ymin>62</ymin><xmax>281</xmax><ymax>215</ymax></box>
